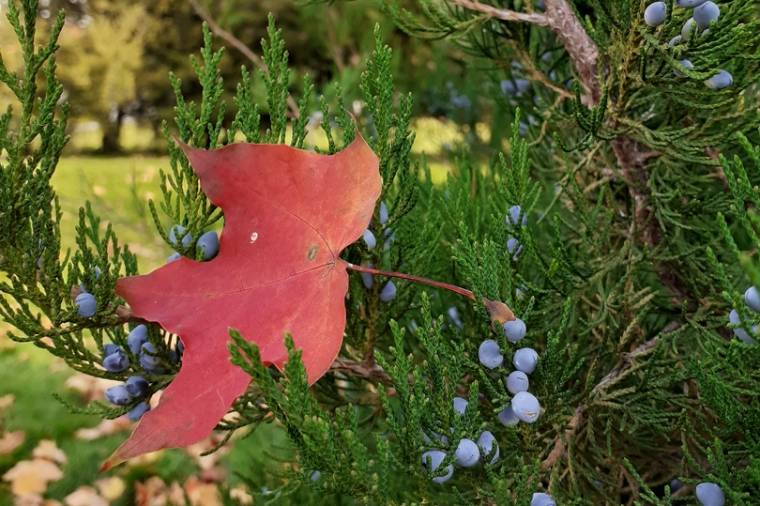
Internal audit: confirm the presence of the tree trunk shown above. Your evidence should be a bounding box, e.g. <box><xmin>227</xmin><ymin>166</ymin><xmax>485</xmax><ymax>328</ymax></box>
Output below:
<box><xmin>100</xmin><ymin>108</ymin><xmax>124</xmax><ymax>154</ymax></box>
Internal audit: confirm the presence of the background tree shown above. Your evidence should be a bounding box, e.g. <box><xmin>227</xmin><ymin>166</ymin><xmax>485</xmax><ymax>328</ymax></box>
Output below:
<box><xmin>58</xmin><ymin>1</ymin><xmax>150</xmax><ymax>152</ymax></box>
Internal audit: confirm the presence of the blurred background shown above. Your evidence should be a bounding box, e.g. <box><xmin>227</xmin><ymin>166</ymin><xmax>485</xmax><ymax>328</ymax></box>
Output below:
<box><xmin>0</xmin><ymin>0</ymin><xmax>506</xmax><ymax>504</ymax></box>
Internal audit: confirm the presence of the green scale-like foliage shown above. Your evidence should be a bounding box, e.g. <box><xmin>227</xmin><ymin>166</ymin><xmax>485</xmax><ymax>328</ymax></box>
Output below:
<box><xmin>2</xmin><ymin>0</ymin><xmax>760</xmax><ymax>504</ymax></box>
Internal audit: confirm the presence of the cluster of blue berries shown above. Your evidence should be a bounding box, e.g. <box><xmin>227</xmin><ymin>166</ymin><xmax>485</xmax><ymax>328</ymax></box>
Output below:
<box><xmin>101</xmin><ymin>324</ymin><xmax>184</xmax><ymax>421</ymax></box>
<box><xmin>166</xmin><ymin>224</ymin><xmax>219</xmax><ymax>263</ymax></box>
<box><xmin>644</xmin><ymin>1</ymin><xmax>731</xmax><ymax>90</ymax></box>
<box><xmin>361</xmin><ymin>201</ymin><xmax>397</xmax><ymax>302</ymax></box>
<box><xmin>420</xmin><ymin>399</ymin><xmax>501</xmax><ymax>484</ymax></box>
<box><xmin>727</xmin><ymin>286</ymin><xmax>759</xmax><ymax>344</ymax></box>
<box><xmin>421</xmin><ymin>403</ymin><xmax>554</xmax><ymax>504</ymax></box>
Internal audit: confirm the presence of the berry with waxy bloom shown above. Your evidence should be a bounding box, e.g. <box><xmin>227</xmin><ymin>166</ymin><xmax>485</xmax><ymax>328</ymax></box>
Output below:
<box><xmin>497</xmin><ymin>406</ymin><xmax>519</xmax><ymax>426</ymax></box>
<box><xmin>531</xmin><ymin>493</ymin><xmax>556</xmax><ymax>506</ymax></box>
<box><xmin>76</xmin><ymin>292</ymin><xmax>97</xmax><ymax>318</ymax></box>
<box><xmin>513</xmin><ymin>347</ymin><xmax>539</xmax><ymax>374</ymax></box>
<box><xmin>644</xmin><ymin>2</ymin><xmax>667</xmax><ymax>27</ymax></box>
<box><xmin>421</xmin><ymin>450</ymin><xmax>454</xmax><ymax>484</ymax></box>
<box><xmin>103</xmin><ymin>349</ymin><xmax>129</xmax><ymax>373</ymax></box>
<box><xmin>453</xmin><ymin>396</ymin><xmax>468</xmax><ymax>415</ymax></box>
<box><xmin>196</xmin><ymin>231</ymin><xmax>219</xmax><ymax>260</ymax></box>
<box><xmin>478</xmin><ymin>339</ymin><xmax>504</xmax><ymax>369</ymax></box>
<box><xmin>127</xmin><ymin>401</ymin><xmax>150</xmax><ymax>422</ymax></box>
<box><xmin>105</xmin><ymin>385</ymin><xmax>131</xmax><ymax>406</ymax></box>
<box><xmin>693</xmin><ymin>1</ymin><xmax>719</xmax><ymax>29</ymax></box>
<box><xmin>477</xmin><ymin>431</ymin><xmax>499</xmax><ymax>464</ymax></box>
<box><xmin>454</xmin><ymin>438</ymin><xmax>480</xmax><ymax>467</ymax></box>
<box><xmin>362</xmin><ymin>229</ymin><xmax>376</xmax><ymax>249</ymax></box>
<box><xmin>511</xmin><ymin>391</ymin><xmax>541</xmax><ymax>423</ymax></box>
<box><xmin>695</xmin><ymin>482</ymin><xmax>724</xmax><ymax>506</ymax></box>
<box><xmin>127</xmin><ymin>324</ymin><xmax>148</xmax><ymax>355</ymax></box>
<box><xmin>168</xmin><ymin>224</ymin><xmax>193</xmax><ymax>249</ymax></box>
<box><xmin>125</xmin><ymin>375</ymin><xmax>150</xmax><ymax>397</ymax></box>
<box><xmin>506</xmin><ymin>370</ymin><xmax>529</xmax><ymax>394</ymax></box>
<box><xmin>503</xmin><ymin>318</ymin><xmax>527</xmax><ymax>343</ymax></box>
<box><xmin>379</xmin><ymin>281</ymin><xmax>396</xmax><ymax>302</ymax></box>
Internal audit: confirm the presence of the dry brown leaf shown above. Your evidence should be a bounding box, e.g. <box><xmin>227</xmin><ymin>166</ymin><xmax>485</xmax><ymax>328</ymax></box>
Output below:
<box><xmin>167</xmin><ymin>481</ymin><xmax>186</xmax><ymax>506</ymax></box>
<box><xmin>12</xmin><ymin>494</ymin><xmax>43</xmax><ymax>506</ymax></box>
<box><xmin>12</xmin><ymin>495</ymin><xmax>62</xmax><ymax>506</ymax></box>
<box><xmin>134</xmin><ymin>476</ymin><xmax>170</xmax><ymax>506</ymax></box>
<box><xmin>32</xmin><ymin>440</ymin><xmax>67</xmax><ymax>464</ymax></box>
<box><xmin>11</xmin><ymin>496</ymin><xmax>62</xmax><ymax>506</ymax></box>
<box><xmin>229</xmin><ymin>486</ymin><xmax>253</xmax><ymax>505</ymax></box>
<box><xmin>484</xmin><ymin>298</ymin><xmax>515</xmax><ymax>324</ymax></box>
<box><xmin>64</xmin><ymin>486</ymin><xmax>108</xmax><ymax>506</ymax></box>
<box><xmin>185</xmin><ymin>433</ymin><xmax>229</xmax><ymax>472</ymax></box>
<box><xmin>3</xmin><ymin>459</ymin><xmax>63</xmax><ymax>496</ymax></box>
<box><xmin>184</xmin><ymin>477</ymin><xmax>221</xmax><ymax>506</ymax></box>
<box><xmin>199</xmin><ymin>467</ymin><xmax>225</xmax><ymax>483</ymax></box>
<box><xmin>0</xmin><ymin>394</ymin><xmax>16</xmax><ymax>410</ymax></box>
<box><xmin>127</xmin><ymin>450</ymin><xmax>162</xmax><ymax>468</ymax></box>
<box><xmin>95</xmin><ymin>476</ymin><xmax>126</xmax><ymax>501</ymax></box>
<box><xmin>0</xmin><ymin>430</ymin><xmax>25</xmax><ymax>455</ymax></box>
<box><xmin>75</xmin><ymin>418</ymin><xmax>131</xmax><ymax>441</ymax></box>
<box><xmin>64</xmin><ymin>374</ymin><xmax>115</xmax><ymax>402</ymax></box>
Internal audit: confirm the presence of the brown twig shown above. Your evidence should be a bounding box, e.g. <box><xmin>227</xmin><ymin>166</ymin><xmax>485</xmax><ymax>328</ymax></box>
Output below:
<box><xmin>330</xmin><ymin>357</ymin><xmax>392</xmax><ymax>384</ymax></box>
<box><xmin>544</xmin><ymin>0</ymin><xmax>600</xmax><ymax>103</ymax></box>
<box><xmin>187</xmin><ymin>0</ymin><xmax>300</xmax><ymax>117</ymax></box>
<box><xmin>451</xmin><ymin>0</ymin><xmax>549</xmax><ymax>26</ymax></box>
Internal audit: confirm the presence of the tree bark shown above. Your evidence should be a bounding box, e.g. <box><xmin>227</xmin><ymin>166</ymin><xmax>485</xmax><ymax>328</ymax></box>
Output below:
<box><xmin>100</xmin><ymin>107</ymin><xmax>124</xmax><ymax>154</ymax></box>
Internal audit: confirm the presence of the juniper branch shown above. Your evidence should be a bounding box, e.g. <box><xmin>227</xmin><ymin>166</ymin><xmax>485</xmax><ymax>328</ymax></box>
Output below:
<box><xmin>541</xmin><ymin>321</ymin><xmax>683</xmax><ymax>471</ymax></box>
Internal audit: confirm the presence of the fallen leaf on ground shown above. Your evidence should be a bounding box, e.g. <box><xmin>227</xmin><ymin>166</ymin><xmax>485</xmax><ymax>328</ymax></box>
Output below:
<box><xmin>185</xmin><ymin>433</ymin><xmax>229</xmax><ymax>471</ymax></box>
<box><xmin>95</xmin><ymin>476</ymin><xmax>126</xmax><ymax>501</ymax></box>
<box><xmin>134</xmin><ymin>477</ymin><xmax>185</xmax><ymax>506</ymax></box>
<box><xmin>64</xmin><ymin>374</ymin><xmax>115</xmax><ymax>402</ymax></box>
<box><xmin>107</xmin><ymin>137</ymin><xmax>380</xmax><ymax>467</ymax></box>
<box><xmin>184</xmin><ymin>476</ymin><xmax>222</xmax><ymax>506</ymax></box>
<box><xmin>75</xmin><ymin>418</ymin><xmax>131</xmax><ymax>440</ymax></box>
<box><xmin>198</xmin><ymin>467</ymin><xmax>225</xmax><ymax>483</ymax></box>
<box><xmin>64</xmin><ymin>486</ymin><xmax>108</xmax><ymax>506</ymax></box>
<box><xmin>0</xmin><ymin>430</ymin><xmax>25</xmax><ymax>455</ymax></box>
<box><xmin>229</xmin><ymin>486</ymin><xmax>253</xmax><ymax>505</ymax></box>
<box><xmin>32</xmin><ymin>440</ymin><xmax>66</xmax><ymax>464</ymax></box>
<box><xmin>12</xmin><ymin>495</ymin><xmax>62</xmax><ymax>506</ymax></box>
<box><xmin>2</xmin><ymin>459</ymin><xmax>63</xmax><ymax>496</ymax></box>
<box><xmin>0</xmin><ymin>394</ymin><xmax>15</xmax><ymax>410</ymax></box>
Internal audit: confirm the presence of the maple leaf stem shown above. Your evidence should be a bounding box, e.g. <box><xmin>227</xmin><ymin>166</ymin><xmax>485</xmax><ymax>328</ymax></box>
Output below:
<box><xmin>344</xmin><ymin>262</ymin><xmax>516</xmax><ymax>324</ymax></box>
<box><xmin>345</xmin><ymin>262</ymin><xmax>476</xmax><ymax>300</ymax></box>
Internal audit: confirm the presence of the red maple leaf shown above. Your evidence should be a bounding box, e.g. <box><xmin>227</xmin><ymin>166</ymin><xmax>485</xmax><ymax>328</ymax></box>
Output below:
<box><xmin>104</xmin><ymin>136</ymin><xmax>380</xmax><ymax>468</ymax></box>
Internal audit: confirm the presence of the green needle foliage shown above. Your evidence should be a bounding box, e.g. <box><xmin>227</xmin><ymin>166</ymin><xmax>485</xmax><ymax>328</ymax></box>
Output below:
<box><xmin>2</xmin><ymin>0</ymin><xmax>760</xmax><ymax>504</ymax></box>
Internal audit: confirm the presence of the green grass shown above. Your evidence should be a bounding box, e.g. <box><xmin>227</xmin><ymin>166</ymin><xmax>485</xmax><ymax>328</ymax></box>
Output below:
<box><xmin>53</xmin><ymin>155</ymin><xmax>170</xmax><ymax>271</ymax></box>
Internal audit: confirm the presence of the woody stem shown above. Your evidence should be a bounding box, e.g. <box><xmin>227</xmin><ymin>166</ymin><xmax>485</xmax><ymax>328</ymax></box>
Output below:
<box><xmin>345</xmin><ymin>262</ymin><xmax>476</xmax><ymax>300</ymax></box>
